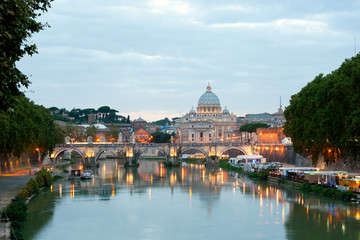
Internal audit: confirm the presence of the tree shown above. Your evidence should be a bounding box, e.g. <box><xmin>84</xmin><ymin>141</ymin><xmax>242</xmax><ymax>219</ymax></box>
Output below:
<box><xmin>152</xmin><ymin>118</ymin><xmax>171</xmax><ymax>126</ymax></box>
<box><xmin>240</xmin><ymin>123</ymin><xmax>270</xmax><ymax>133</ymax></box>
<box><xmin>54</xmin><ymin>124</ymin><xmax>65</xmax><ymax>144</ymax></box>
<box><xmin>284</xmin><ymin>54</ymin><xmax>360</xmax><ymax>165</ymax></box>
<box><xmin>0</xmin><ymin>0</ymin><xmax>52</xmax><ymax>111</ymax></box>
<box><xmin>105</xmin><ymin>125</ymin><xmax>120</xmax><ymax>141</ymax></box>
<box><xmin>97</xmin><ymin>106</ymin><xmax>111</xmax><ymax>113</ymax></box>
<box><xmin>85</xmin><ymin>125</ymin><xmax>97</xmax><ymax>139</ymax></box>
<box><xmin>65</xmin><ymin>122</ymin><xmax>75</xmax><ymax>137</ymax></box>
<box><xmin>149</xmin><ymin>132</ymin><xmax>173</xmax><ymax>143</ymax></box>
<box><xmin>0</xmin><ymin>97</ymin><xmax>56</xmax><ymax>157</ymax></box>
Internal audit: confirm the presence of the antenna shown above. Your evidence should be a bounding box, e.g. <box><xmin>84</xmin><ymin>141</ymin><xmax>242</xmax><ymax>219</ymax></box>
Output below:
<box><xmin>355</xmin><ymin>36</ymin><xmax>357</xmax><ymax>55</ymax></box>
<box><xmin>280</xmin><ymin>96</ymin><xmax>282</xmax><ymax>110</ymax></box>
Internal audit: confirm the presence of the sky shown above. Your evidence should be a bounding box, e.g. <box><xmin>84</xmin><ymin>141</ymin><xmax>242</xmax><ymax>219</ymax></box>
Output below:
<box><xmin>19</xmin><ymin>0</ymin><xmax>360</xmax><ymax>121</ymax></box>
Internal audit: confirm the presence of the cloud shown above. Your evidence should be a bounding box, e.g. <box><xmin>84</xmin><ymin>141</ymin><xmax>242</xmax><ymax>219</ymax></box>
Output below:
<box><xmin>148</xmin><ymin>0</ymin><xmax>194</xmax><ymax>15</ymax></box>
<box><xmin>206</xmin><ymin>18</ymin><xmax>328</xmax><ymax>34</ymax></box>
<box><xmin>19</xmin><ymin>0</ymin><xmax>360</xmax><ymax>118</ymax></box>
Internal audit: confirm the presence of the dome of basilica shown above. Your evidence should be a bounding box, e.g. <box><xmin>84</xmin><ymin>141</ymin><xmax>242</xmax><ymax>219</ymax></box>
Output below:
<box><xmin>223</xmin><ymin>107</ymin><xmax>230</xmax><ymax>115</ymax></box>
<box><xmin>198</xmin><ymin>83</ymin><xmax>220</xmax><ymax>105</ymax></box>
<box><xmin>189</xmin><ymin>107</ymin><xmax>196</xmax><ymax>115</ymax></box>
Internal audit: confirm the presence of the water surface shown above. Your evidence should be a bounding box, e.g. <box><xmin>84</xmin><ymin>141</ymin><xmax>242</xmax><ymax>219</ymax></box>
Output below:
<box><xmin>24</xmin><ymin>160</ymin><xmax>360</xmax><ymax>240</ymax></box>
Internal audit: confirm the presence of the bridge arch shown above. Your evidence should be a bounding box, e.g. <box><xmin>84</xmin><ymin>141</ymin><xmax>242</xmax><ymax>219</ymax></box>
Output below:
<box><xmin>136</xmin><ymin>147</ymin><xmax>169</xmax><ymax>161</ymax></box>
<box><xmin>180</xmin><ymin>147</ymin><xmax>209</xmax><ymax>159</ymax></box>
<box><xmin>218</xmin><ymin>147</ymin><xmax>248</xmax><ymax>157</ymax></box>
<box><xmin>94</xmin><ymin>148</ymin><xmax>126</xmax><ymax>162</ymax></box>
<box><xmin>52</xmin><ymin>148</ymin><xmax>85</xmax><ymax>162</ymax></box>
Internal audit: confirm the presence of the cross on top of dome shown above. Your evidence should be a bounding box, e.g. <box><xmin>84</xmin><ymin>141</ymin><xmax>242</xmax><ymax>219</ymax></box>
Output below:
<box><xmin>206</xmin><ymin>82</ymin><xmax>212</xmax><ymax>92</ymax></box>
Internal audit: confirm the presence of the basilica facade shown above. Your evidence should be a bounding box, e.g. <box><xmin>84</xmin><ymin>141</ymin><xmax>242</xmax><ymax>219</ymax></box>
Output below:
<box><xmin>179</xmin><ymin>83</ymin><xmax>239</xmax><ymax>143</ymax></box>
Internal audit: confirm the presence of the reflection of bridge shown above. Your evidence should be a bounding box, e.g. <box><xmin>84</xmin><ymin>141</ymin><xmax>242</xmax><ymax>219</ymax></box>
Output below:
<box><xmin>50</xmin><ymin>143</ymin><xmax>257</xmax><ymax>165</ymax></box>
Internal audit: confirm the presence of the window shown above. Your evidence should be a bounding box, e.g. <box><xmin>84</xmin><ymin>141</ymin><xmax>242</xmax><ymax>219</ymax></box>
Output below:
<box><xmin>200</xmin><ymin>132</ymin><xmax>203</xmax><ymax>138</ymax></box>
<box><xmin>192</xmin><ymin>134</ymin><xmax>194</xmax><ymax>138</ymax></box>
<box><xmin>209</xmin><ymin>134</ymin><xmax>211</xmax><ymax>138</ymax></box>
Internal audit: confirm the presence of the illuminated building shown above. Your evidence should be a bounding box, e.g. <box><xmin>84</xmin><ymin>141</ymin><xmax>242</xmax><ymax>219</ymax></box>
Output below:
<box><xmin>179</xmin><ymin>83</ymin><xmax>239</xmax><ymax>143</ymax></box>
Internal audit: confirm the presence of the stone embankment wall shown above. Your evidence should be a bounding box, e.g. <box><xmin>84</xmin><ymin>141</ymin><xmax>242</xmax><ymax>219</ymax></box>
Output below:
<box><xmin>257</xmin><ymin>146</ymin><xmax>297</xmax><ymax>165</ymax></box>
<box><xmin>0</xmin><ymin>152</ymin><xmax>40</xmax><ymax>174</ymax></box>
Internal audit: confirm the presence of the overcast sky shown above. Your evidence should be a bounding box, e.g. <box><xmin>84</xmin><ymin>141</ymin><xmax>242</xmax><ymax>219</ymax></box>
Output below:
<box><xmin>19</xmin><ymin>0</ymin><xmax>360</xmax><ymax>121</ymax></box>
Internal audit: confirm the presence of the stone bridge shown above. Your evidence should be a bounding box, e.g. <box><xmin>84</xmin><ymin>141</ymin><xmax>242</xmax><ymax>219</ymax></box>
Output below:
<box><xmin>49</xmin><ymin>142</ymin><xmax>257</xmax><ymax>165</ymax></box>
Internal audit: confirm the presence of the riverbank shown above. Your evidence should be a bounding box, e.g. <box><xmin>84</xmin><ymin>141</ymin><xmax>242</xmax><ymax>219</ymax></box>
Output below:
<box><xmin>0</xmin><ymin>171</ymin><xmax>34</xmax><ymax>240</ymax></box>
<box><xmin>0</xmin><ymin>168</ymin><xmax>60</xmax><ymax>240</ymax></box>
<box><xmin>219</xmin><ymin>160</ymin><xmax>359</xmax><ymax>203</ymax></box>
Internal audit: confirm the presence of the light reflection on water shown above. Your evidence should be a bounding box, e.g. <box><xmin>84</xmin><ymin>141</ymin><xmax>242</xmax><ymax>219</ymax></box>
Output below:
<box><xmin>23</xmin><ymin>160</ymin><xmax>360</xmax><ymax>240</ymax></box>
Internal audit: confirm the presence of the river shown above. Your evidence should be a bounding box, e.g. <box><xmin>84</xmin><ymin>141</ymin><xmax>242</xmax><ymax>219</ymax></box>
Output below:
<box><xmin>23</xmin><ymin>160</ymin><xmax>360</xmax><ymax>240</ymax></box>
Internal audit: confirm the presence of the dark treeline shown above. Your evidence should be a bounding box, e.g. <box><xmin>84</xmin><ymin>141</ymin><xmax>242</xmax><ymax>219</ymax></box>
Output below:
<box><xmin>239</xmin><ymin>123</ymin><xmax>270</xmax><ymax>133</ymax></box>
<box><xmin>49</xmin><ymin>106</ymin><xmax>130</xmax><ymax>124</ymax></box>
<box><xmin>0</xmin><ymin>97</ymin><xmax>58</xmax><ymax>157</ymax></box>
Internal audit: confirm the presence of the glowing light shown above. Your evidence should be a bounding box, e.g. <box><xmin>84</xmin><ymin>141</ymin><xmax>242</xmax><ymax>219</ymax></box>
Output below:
<box><xmin>59</xmin><ymin>184</ymin><xmax>62</xmax><ymax>198</ymax></box>
<box><xmin>126</xmin><ymin>173</ymin><xmax>134</xmax><ymax>185</ymax></box>
<box><xmin>71</xmin><ymin>184</ymin><xmax>75</xmax><ymax>199</ymax></box>
<box><xmin>307</xmin><ymin>205</ymin><xmax>309</xmax><ymax>216</ymax></box>
<box><xmin>51</xmin><ymin>185</ymin><xmax>53</xmax><ymax>192</ymax></box>
<box><xmin>282</xmin><ymin>205</ymin><xmax>285</xmax><ymax>223</ymax></box>
<box><xmin>356</xmin><ymin>211</ymin><xmax>360</xmax><ymax>220</ymax></box>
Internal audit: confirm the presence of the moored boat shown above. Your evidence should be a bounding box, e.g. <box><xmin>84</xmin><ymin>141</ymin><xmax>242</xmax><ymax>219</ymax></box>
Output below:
<box><xmin>68</xmin><ymin>169</ymin><xmax>81</xmax><ymax>180</ymax></box>
<box><xmin>81</xmin><ymin>170</ymin><xmax>94</xmax><ymax>180</ymax></box>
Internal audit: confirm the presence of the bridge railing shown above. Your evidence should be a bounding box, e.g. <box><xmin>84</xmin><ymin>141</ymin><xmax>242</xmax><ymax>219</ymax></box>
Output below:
<box><xmin>55</xmin><ymin>142</ymin><xmax>259</xmax><ymax>148</ymax></box>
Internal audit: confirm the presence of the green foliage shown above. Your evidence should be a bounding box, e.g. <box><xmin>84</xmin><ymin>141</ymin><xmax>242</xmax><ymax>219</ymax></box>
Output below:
<box><xmin>299</xmin><ymin>183</ymin><xmax>357</xmax><ymax>202</ymax></box>
<box><xmin>0</xmin><ymin>0</ymin><xmax>52</xmax><ymax>111</ymax></box>
<box><xmin>2</xmin><ymin>197</ymin><xmax>28</xmax><ymax>223</ymax></box>
<box><xmin>16</xmin><ymin>190</ymin><xmax>29</xmax><ymax>200</ymax></box>
<box><xmin>240</xmin><ymin>123</ymin><xmax>270</xmax><ymax>133</ymax></box>
<box><xmin>85</xmin><ymin>125</ymin><xmax>97</xmax><ymax>139</ymax></box>
<box><xmin>131</xmin><ymin>159</ymin><xmax>140</xmax><ymax>167</ymax></box>
<box><xmin>219</xmin><ymin>159</ymin><xmax>243</xmax><ymax>173</ymax></box>
<box><xmin>150</xmin><ymin>132</ymin><xmax>173</xmax><ymax>143</ymax></box>
<box><xmin>26</xmin><ymin>179</ymin><xmax>39</xmax><ymax>195</ymax></box>
<box><xmin>65</xmin><ymin>123</ymin><xmax>84</xmax><ymax>141</ymax></box>
<box><xmin>36</xmin><ymin>168</ymin><xmax>53</xmax><ymax>187</ymax></box>
<box><xmin>183</xmin><ymin>158</ymin><xmax>206</xmax><ymax>164</ymax></box>
<box><xmin>164</xmin><ymin>161</ymin><xmax>173</xmax><ymax>168</ymax></box>
<box><xmin>247</xmin><ymin>169</ymin><xmax>269</xmax><ymax>181</ymax></box>
<box><xmin>0</xmin><ymin>97</ymin><xmax>56</xmax><ymax>157</ymax></box>
<box><xmin>277</xmin><ymin>178</ymin><xmax>286</xmax><ymax>184</ymax></box>
<box><xmin>54</xmin><ymin>124</ymin><xmax>65</xmax><ymax>144</ymax></box>
<box><xmin>2</xmin><ymin>197</ymin><xmax>28</xmax><ymax>240</ymax></box>
<box><xmin>284</xmin><ymin>54</ymin><xmax>360</xmax><ymax>164</ymax></box>
<box><xmin>106</xmin><ymin>125</ymin><xmax>120</xmax><ymax>140</ymax></box>
<box><xmin>152</xmin><ymin>118</ymin><xmax>171</xmax><ymax>126</ymax></box>
<box><xmin>97</xmin><ymin>106</ymin><xmax>112</xmax><ymax>113</ymax></box>
<box><xmin>257</xmin><ymin>169</ymin><xmax>270</xmax><ymax>181</ymax></box>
